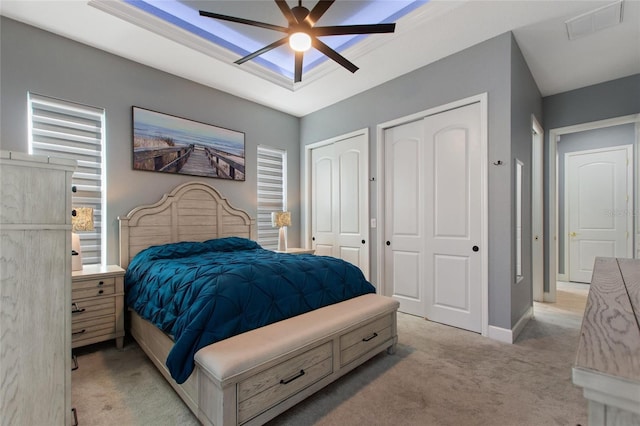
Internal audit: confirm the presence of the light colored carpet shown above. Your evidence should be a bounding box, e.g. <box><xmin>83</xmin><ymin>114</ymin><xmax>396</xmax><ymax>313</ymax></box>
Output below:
<box><xmin>72</xmin><ymin>283</ymin><xmax>589</xmax><ymax>426</ymax></box>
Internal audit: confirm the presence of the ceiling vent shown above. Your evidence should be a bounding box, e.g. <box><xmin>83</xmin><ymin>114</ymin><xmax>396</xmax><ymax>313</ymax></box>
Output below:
<box><xmin>565</xmin><ymin>0</ymin><xmax>623</xmax><ymax>40</ymax></box>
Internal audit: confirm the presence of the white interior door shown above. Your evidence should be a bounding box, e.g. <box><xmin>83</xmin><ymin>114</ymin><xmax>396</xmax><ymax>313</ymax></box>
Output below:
<box><xmin>424</xmin><ymin>102</ymin><xmax>482</xmax><ymax>333</ymax></box>
<box><xmin>567</xmin><ymin>145</ymin><xmax>632</xmax><ymax>283</ymax></box>
<box><xmin>311</xmin><ymin>132</ymin><xmax>370</xmax><ymax>279</ymax></box>
<box><xmin>384</xmin><ymin>120</ymin><xmax>425</xmax><ymax>316</ymax></box>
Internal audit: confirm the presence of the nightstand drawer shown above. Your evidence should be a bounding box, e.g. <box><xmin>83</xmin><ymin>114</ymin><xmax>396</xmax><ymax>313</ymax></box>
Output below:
<box><xmin>71</xmin><ymin>297</ymin><xmax>115</xmax><ymax>321</ymax></box>
<box><xmin>340</xmin><ymin>314</ymin><xmax>393</xmax><ymax>367</ymax></box>
<box><xmin>71</xmin><ymin>315</ymin><xmax>116</xmax><ymax>344</ymax></box>
<box><xmin>72</xmin><ymin>277</ymin><xmax>115</xmax><ymax>299</ymax></box>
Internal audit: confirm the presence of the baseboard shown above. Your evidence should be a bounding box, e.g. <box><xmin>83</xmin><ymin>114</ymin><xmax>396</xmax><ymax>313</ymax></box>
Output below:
<box><xmin>487</xmin><ymin>306</ymin><xmax>533</xmax><ymax>344</ymax></box>
<box><xmin>544</xmin><ymin>291</ymin><xmax>556</xmax><ymax>303</ymax></box>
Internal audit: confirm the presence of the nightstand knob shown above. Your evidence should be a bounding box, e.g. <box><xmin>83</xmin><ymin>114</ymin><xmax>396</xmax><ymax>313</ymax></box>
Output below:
<box><xmin>97</xmin><ymin>281</ymin><xmax>104</xmax><ymax>286</ymax></box>
<box><xmin>98</xmin><ymin>289</ymin><xmax>104</xmax><ymax>295</ymax></box>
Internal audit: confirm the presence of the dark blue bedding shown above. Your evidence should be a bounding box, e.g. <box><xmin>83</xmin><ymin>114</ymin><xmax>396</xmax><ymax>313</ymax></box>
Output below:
<box><xmin>125</xmin><ymin>237</ymin><xmax>375</xmax><ymax>384</ymax></box>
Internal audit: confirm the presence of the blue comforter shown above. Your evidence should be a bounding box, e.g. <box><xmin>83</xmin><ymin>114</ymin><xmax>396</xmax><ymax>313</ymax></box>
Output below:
<box><xmin>125</xmin><ymin>237</ymin><xmax>375</xmax><ymax>383</ymax></box>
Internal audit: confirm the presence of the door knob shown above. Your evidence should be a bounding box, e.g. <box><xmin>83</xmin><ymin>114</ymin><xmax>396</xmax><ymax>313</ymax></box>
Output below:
<box><xmin>472</xmin><ymin>246</ymin><xmax>479</xmax><ymax>252</ymax></box>
<box><xmin>570</xmin><ymin>232</ymin><xmax>577</xmax><ymax>237</ymax></box>
<box><xmin>361</xmin><ymin>240</ymin><xmax>366</xmax><ymax>244</ymax></box>
<box><xmin>386</xmin><ymin>241</ymin><xmax>391</xmax><ymax>246</ymax></box>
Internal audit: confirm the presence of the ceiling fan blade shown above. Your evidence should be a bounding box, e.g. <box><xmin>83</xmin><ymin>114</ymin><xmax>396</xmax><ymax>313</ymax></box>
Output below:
<box><xmin>199</xmin><ymin>10</ymin><xmax>288</xmax><ymax>33</ymax></box>
<box><xmin>307</xmin><ymin>0</ymin><xmax>335</xmax><ymax>26</ymax></box>
<box><xmin>294</xmin><ymin>51</ymin><xmax>304</xmax><ymax>83</ymax></box>
<box><xmin>313</xmin><ymin>23</ymin><xmax>396</xmax><ymax>36</ymax></box>
<box><xmin>235</xmin><ymin>37</ymin><xmax>289</xmax><ymax>65</ymax></box>
<box><xmin>312</xmin><ymin>38</ymin><xmax>358</xmax><ymax>73</ymax></box>
<box><xmin>275</xmin><ymin>0</ymin><xmax>298</xmax><ymax>25</ymax></box>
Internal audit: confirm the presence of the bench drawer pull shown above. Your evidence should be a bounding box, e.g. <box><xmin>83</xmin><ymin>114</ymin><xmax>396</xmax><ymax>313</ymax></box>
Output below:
<box><xmin>280</xmin><ymin>369</ymin><xmax>305</xmax><ymax>385</ymax></box>
<box><xmin>71</xmin><ymin>302</ymin><xmax>85</xmax><ymax>314</ymax></box>
<box><xmin>362</xmin><ymin>332</ymin><xmax>378</xmax><ymax>342</ymax></box>
<box><xmin>72</xmin><ymin>329</ymin><xmax>86</xmax><ymax>336</ymax></box>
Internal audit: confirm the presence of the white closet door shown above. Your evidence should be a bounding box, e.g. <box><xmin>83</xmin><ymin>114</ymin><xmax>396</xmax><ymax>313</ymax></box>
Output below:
<box><xmin>311</xmin><ymin>144</ymin><xmax>335</xmax><ymax>257</ymax></box>
<box><xmin>384</xmin><ymin>120</ymin><xmax>425</xmax><ymax>316</ymax></box>
<box><xmin>383</xmin><ymin>102</ymin><xmax>484</xmax><ymax>333</ymax></box>
<box><xmin>424</xmin><ymin>102</ymin><xmax>482</xmax><ymax>333</ymax></box>
<box><xmin>311</xmin><ymin>132</ymin><xmax>370</xmax><ymax>279</ymax></box>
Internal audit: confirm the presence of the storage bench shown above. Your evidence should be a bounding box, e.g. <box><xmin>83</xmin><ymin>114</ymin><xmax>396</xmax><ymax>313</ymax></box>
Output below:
<box><xmin>194</xmin><ymin>293</ymin><xmax>399</xmax><ymax>426</ymax></box>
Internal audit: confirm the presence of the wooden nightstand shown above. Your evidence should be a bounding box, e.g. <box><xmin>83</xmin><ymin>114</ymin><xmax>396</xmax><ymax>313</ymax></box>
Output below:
<box><xmin>275</xmin><ymin>248</ymin><xmax>315</xmax><ymax>255</ymax></box>
<box><xmin>71</xmin><ymin>265</ymin><xmax>125</xmax><ymax>349</ymax></box>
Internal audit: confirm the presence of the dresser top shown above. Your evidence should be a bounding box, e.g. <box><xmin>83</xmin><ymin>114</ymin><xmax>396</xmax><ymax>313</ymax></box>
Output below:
<box><xmin>1</xmin><ymin>150</ymin><xmax>76</xmax><ymax>168</ymax></box>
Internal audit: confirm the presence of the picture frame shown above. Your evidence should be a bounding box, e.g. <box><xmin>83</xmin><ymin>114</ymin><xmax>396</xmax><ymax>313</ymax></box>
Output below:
<box><xmin>132</xmin><ymin>106</ymin><xmax>245</xmax><ymax>181</ymax></box>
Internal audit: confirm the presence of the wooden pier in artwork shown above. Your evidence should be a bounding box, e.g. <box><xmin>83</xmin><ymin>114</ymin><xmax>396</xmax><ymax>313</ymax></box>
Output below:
<box><xmin>134</xmin><ymin>144</ymin><xmax>245</xmax><ymax>180</ymax></box>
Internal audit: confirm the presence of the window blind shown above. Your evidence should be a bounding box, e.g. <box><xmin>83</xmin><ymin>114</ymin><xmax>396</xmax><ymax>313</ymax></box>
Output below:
<box><xmin>28</xmin><ymin>93</ymin><xmax>105</xmax><ymax>266</ymax></box>
<box><xmin>257</xmin><ymin>145</ymin><xmax>287</xmax><ymax>250</ymax></box>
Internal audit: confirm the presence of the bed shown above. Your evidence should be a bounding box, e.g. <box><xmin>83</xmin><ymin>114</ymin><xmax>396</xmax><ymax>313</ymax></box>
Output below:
<box><xmin>119</xmin><ymin>181</ymin><xmax>399</xmax><ymax>426</ymax></box>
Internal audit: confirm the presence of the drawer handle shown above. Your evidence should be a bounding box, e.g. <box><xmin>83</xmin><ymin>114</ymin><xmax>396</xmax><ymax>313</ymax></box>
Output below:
<box><xmin>98</xmin><ymin>289</ymin><xmax>104</xmax><ymax>295</ymax></box>
<box><xmin>97</xmin><ymin>281</ymin><xmax>104</xmax><ymax>287</ymax></box>
<box><xmin>280</xmin><ymin>369</ymin><xmax>305</xmax><ymax>385</ymax></box>
<box><xmin>362</xmin><ymin>332</ymin><xmax>378</xmax><ymax>342</ymax></box>
<box><xmin>72</xmin><ymin>329</ymin><xmax>86</xmax><ymax>336</ymax></box>
<box><xmin>71</xmin><ymin>302</ymin><xmax>85</xmax><ymax>314</ymax></box>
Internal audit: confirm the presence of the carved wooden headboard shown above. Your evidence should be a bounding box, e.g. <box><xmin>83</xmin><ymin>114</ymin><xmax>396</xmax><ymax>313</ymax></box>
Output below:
<box><xmin>118</xmin><ymin>181</ymin><xmax>256</xmax><ymax>268</ymax></box>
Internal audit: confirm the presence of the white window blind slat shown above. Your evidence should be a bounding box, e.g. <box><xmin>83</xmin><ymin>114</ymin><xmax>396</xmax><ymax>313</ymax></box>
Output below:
<box><xmin>257</xmin><ymin>145</ymin><xmax>287</xmax><ymax>250</ymax></box>
<box><xmin>28</xmin><ymin>92</ymin><xmax>105</xmax><ymax>266</ymax></box>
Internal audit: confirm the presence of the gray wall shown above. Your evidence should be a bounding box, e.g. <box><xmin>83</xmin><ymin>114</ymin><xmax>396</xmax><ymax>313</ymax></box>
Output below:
<box><xmin>556</xmin><ymin>123</ymin><xmax>636</xmax><ymax>274</ymax></box>
<box><xmin>542</xmin><ymin>74</ymin><xmax>640</xmax><ymax>291</ymax></box>
<box><xmin>0</xmin><ymin>17</ymin><xmax>300</xmax><ymax>265</ymax></box>
<box><xmin>300</xmin><ymin>32</ymin><xmax>538</xmax><ymax>330</ymax></box>
<box><xmin>509</xmin><ymin>34</ymin><xmax>543</xmax><ymax>326</ymax></box>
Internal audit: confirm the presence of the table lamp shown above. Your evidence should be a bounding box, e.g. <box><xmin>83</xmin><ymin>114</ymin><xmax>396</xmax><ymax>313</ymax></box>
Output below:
<box><xmin>72</xmin><ymin>207</ymin><xmax>94</xmax><ymax>271</ymax></box>
<box><xmin>271</xmin><ymin>211</ymin><xmax>291</xmax><ymax>252</ymax></box>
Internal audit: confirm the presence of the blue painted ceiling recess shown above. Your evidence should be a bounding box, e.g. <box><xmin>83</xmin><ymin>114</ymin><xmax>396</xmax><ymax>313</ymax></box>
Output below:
<box><xmin>125</xmin><ymin>0</ymin><xmax>427</xmax><ymax>80</ymax></box>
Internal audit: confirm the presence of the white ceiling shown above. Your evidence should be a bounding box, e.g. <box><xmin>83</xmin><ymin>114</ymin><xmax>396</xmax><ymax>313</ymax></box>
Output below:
<box><xmin>1</xmin><ymin>0</ymin><xmax>639</xmax><ymax>117</ymax></box>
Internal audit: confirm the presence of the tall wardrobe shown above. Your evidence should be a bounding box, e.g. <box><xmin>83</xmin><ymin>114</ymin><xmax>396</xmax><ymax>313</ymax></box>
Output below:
<box><xmin>0</xmin><ymin>151</ymin><xmax>76</xmax><ymax>425</ymax></box>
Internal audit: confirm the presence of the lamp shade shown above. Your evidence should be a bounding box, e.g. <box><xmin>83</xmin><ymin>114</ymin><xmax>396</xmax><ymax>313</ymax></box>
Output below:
<box><xmin>271</xmin><ymin>211</ymin><xmax>291</xmax><ymax>228</ymax></box>
<box><xmin>72</xmin><ymin>207</ymin><xmax>95</xmax><ymax>232</ymax></box>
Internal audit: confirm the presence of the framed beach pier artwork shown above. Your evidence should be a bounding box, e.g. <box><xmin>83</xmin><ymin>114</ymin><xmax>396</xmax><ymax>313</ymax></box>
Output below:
<box><xmin>132</xmin><ymin>107</ymin><xmax>245</xmax><ymax>181</ymax></box>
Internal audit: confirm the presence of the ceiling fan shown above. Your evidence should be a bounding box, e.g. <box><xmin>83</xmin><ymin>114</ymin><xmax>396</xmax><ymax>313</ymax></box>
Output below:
<box><xmin>199</xmin><ymin>0</ymin><xmax>396</xmax><ymax>82</ymax></box>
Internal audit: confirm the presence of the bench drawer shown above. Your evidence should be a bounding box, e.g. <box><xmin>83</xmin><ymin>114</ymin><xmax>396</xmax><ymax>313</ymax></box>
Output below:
<box><xmin>237</xmin><ymin>342</ymin><xmax>333</xmax><ymax>424</ymax></box>
<box><xmin>340</xmin><ymin>314</ymin><xmax>393</xmax><ymax>367</ymax></box>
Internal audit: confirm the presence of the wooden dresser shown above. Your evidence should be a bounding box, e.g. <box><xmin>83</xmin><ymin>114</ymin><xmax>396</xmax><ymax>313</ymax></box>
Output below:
<box><xmin>573</xmin><ymin>257</ymin><xmax>640</xmax><ymax>425</ymax></box>
<box><xmin>0</xmin><ymin>151</ymin><xmax>76</xmax><ymax>426</ymax></box>
<box><xmin>72</xmin><ymin>264</ymin><xmax>125</xmax><ymax>349</ymax></box>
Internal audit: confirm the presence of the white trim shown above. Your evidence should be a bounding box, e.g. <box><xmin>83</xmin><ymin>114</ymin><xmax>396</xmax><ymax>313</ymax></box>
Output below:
<box><xmin>487</xmin><ymin>325</ymin><xmax>512</xmax><ymax>344</ymax></box>
<box><xmin>375</xmin><ymin>93</ymin><xmax>489</xmax><ymax>336</ymax></box>
<box><xmin>548</xmin><ymin>113</ymin><xmax>640</xmax><ymax>301</ymax></box>
<box><xmin>636</xmin><ymin>120</ymin><xmax>640</xmax><ymax>259</ymax></box>
<box><xmin>531</xmin><ymin>115</ymin><xmax>544</xmax><ymax>302</ymax></box>
<box><xmin>487</xmin><ymin>306</ymin><xmax>532</xmax><ymax>344</ymax></box>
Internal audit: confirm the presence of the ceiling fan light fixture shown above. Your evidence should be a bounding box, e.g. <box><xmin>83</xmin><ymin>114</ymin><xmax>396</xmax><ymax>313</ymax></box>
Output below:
<box><xmin>289</xmin><ymin>32</ymin><xmax>312</xmax><ymax>52</ymax></box>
